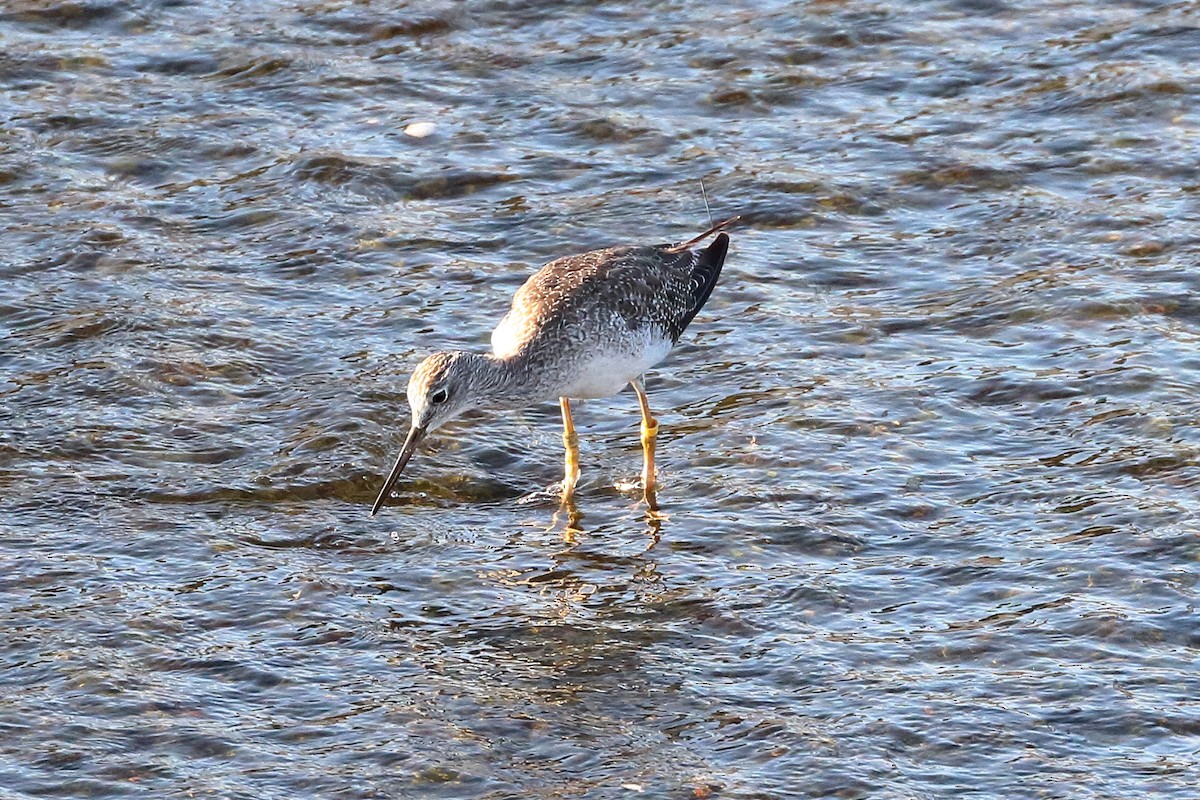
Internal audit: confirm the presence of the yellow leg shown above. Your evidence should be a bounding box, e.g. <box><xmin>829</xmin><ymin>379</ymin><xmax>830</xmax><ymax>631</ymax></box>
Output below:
<box><xmin>559</xmin><ymin>396</ymin><xmax>580</xmax><ymax>502</ymax></box>
<box><xmin>630</xmin><ymin>379</ymin><xmax>659</xmax><ymax>510</ymax></box>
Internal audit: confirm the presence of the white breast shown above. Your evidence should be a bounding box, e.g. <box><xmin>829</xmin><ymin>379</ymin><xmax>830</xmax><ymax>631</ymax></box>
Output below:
<box><xmin>556</xmin><ymin>332</ymin><xmax>674</xmax><ymax>399</ymax></box>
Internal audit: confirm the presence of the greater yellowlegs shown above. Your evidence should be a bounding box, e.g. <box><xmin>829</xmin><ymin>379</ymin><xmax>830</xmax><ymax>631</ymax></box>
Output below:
<box><xmin>370</xmin><ymin>216</ymin><xmax>737</xmax><ymax>516</ymax></box>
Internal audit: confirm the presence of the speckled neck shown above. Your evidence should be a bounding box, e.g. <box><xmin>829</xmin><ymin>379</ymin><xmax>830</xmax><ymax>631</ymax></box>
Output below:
<box><xmin>465</xmin><ymin>350</ymin><xmax>563</xmax><ymax>409</ymax></box>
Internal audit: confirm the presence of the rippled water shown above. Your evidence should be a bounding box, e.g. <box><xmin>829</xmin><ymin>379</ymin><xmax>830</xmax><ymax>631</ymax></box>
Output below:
<box><xmin>3</xmin><ymin>0</ymin><xmax>1199</xmax><ymax>796</ymax></box>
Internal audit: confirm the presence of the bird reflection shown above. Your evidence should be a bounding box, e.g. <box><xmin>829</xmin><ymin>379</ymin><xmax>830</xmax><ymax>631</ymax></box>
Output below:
<box><xmin>546</xmin><ymin>494</ymin><xmax>664</xmax><ymax>551</ymax></box>
<box><xmin>548</xmin><ymin>496</ymin><xmax>585</xmax><ymax>544</ymax></box>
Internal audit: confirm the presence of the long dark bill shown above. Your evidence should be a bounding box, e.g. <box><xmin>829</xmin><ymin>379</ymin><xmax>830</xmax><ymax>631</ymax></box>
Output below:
<box><xmin>370</xmin><ymin>426</ymin><xmax>425</xmax><ymax>516</ymax></box>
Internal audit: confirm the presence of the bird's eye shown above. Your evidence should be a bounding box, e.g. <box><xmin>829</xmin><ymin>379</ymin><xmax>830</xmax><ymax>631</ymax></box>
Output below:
<box><xmin>430</xmin><ymin>388</ymin><xmax>449</xmax><ymax>405</ymax></box>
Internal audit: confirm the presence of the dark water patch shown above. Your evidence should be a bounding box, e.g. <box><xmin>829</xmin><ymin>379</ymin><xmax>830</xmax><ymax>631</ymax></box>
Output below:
<box><xmin>189</xmin><ymin>207</ymin><xmax>284</xmax><ymax>232</ymax></box>
<box><xmin>0</xmin><ymin>51</ymin><xmax>63</xmax><ymax>86</ymax></box>
<box><xmin>144</xmin><ymin>655</ymin><xmax>289</xmax><ymax>690</ymax></box>
<box><xmin>964</xmin><ymin>375</ymin><xmax>1085</xmax><ymax>406</ymax></box>
<box><xmin>28</xmin><ymin>112</ymin><xmax>105</xmax><ymax>132</ymax></box>
<box><xmin>31</xmin><ymin>309</ymin><xmax>158</xmax><ymax>348</ymax></box>
<box><xmin>731</xmin><ymin>172</ymin><xmax>887</xmax><ymax>230</ymax></box>
<box><xmin>62</xmin><ymin>129</ymin><xmax>204</xmax><ymax>170</ymax></box>
<box><xmin>1113</xmin><ymin>451</ymin><xmax>1199</xmax><ymax>480</ymax></box>
<box><xmin>0</xmin><ymin>164</ymin><xmax>31</xmax><ymax>187</ymax></box>
<box><xmin>303</xmin><ymin>9</ymin><xmax>457</xmax><ymax>44</ymax></box>
<box><xmin>707</xmin><ymin>87</ymin><xmax>762</xmax><ymax>108</ymax></box>
<box><xmin>899</xmin><ymin>162</ymin><xmax>1024</xmax><ymax>192</ymax></box>
<box><xmin>770</xmin><ymin>44</ymin><xmax>828</xmax><ymax>66</ymax></box>
<box><xmin>372</xmin><ymin>233</ymin><xmax>508</xmax><ymax>254</ymax></box>
<box><xmin>290</xmin><ymin>153</ymin><xmax>517</xmax><ymax>202</ymax></box>
<box><xmin>755</xmin><ymin>522</ymin><xmax>867</xmax><ymax>558</ymax></box>
<box><xmin>1011</xmin><ymin>65</ymin><xmax>1197</xmax><ymax>120</ymax></box>
<box><xmin>1095</xmin><ymin>23</ymin><xmax>1200</xmax><ymax>61</ymax></box>
<box><xmin>135</xmin><ymin>52</ymin><xmax>222</xmax><ymax>76</ymax></box>
<box><xmin>738</xmin><ymin>206</ymin><xmax>817</xmax><ymax>229</ymax></box>
<box><xmin>207</xmin><ymin>55</ymin><xmax>294</xmax><ymax>86</ymax></box>
<box><xmin>407</xmin><ymin>170</ymin><xmax>518</xmax><ymax>201</ymax></box>
<box><xmin>1</xmin><ymin>0</ymin><xmax>125</xmax><ymax>31</ymax></box>
<box><xmin>761</xmin><ymin>67</ymin><xmax>837</xmax><ymax>98</ymax></box>
<box><xmin>561</xmin><ymin>115</ymin><xmax>653</xmax><ymax>144</ymax></box>
<box><xmin>439</xmin><ymin>45</ymin><xmax>531</xmax><ymax>79</ymax></box>
<box><xmin>103</xmin><ymin>156</ymin><xmax>175</xmax><ymax>183</ymax></box>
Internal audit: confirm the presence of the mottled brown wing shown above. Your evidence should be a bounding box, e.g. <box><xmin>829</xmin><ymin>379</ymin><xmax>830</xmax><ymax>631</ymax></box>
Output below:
<box><xmin>493</xmin><ymin>247</ymin><xmax>631</xmax><ymax>357</ymax></box>
<box><xmin>493</xmin><ymin>235</ymin><xmax>729</xmax><ymax>356</ymax></box>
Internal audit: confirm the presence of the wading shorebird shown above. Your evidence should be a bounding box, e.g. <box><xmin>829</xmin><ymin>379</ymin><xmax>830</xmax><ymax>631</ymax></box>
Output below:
<box><xmin>370</xmin><ymin>216</ymin><xmax>737</xmax><ymax>516</ymax></box>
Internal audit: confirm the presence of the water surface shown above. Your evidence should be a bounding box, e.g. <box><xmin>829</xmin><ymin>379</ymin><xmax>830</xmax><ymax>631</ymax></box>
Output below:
<box><xmin>2</xmin><ymin>0</ymin><xmax>1199</xmax><ymax>797</ymax></box>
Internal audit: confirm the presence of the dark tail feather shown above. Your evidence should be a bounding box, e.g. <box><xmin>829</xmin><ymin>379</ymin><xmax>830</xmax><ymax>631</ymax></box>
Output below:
<box><xmin>673</xmin><ymin>232</ymin><xmax>729</xmax><ymax>340</ymax></box>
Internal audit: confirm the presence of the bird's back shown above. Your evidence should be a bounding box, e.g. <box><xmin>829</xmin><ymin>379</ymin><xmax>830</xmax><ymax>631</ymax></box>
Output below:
<box><xmin>491</xmin><ymin>233</ymin><xmax>729</xmax><ymax>361</ymax></box>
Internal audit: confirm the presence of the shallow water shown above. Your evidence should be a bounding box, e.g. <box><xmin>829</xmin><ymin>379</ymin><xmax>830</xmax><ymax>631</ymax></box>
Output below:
<box><xmin>2</xmin><ymin>0</ymin><xmax>1199</xmax><ymax>797</ymax></box>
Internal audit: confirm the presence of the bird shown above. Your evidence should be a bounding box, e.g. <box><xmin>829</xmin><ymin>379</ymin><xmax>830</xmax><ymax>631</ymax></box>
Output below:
<box><xmin>370</xmin><ymin>216</ymin><xmax>737</xmax><ymax>516</ymax></box>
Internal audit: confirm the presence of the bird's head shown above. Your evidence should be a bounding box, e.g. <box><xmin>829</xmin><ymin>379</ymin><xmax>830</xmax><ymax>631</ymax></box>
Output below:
<box><xmin>371</xmin><ymin>350</ymin><xmax>487</xmax><ymax>515</ymax></box>
<box><xmin>406</xmin><ymin>350</ymin><xmax>484</xmax><ymax>434</ymax></box>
